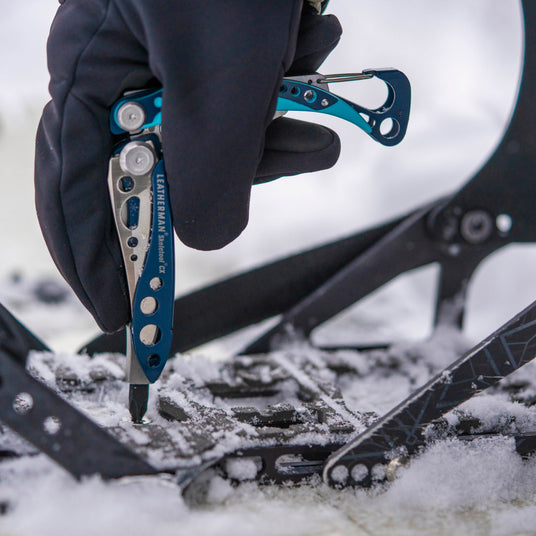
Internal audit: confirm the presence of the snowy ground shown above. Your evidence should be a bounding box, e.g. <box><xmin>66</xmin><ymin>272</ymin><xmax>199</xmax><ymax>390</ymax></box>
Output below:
<box><xmin>2</xmin><ymin>1</ymin><xmax>536</xmax><ymax>534</ymax></box>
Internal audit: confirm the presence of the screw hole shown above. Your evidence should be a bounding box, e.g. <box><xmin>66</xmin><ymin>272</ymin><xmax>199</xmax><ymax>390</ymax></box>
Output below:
<box><xmin>351</xmin><ymin>464</ymin><xmax>369</xmax><ymax>483</ymax></box>
<box><xmin>13</xmin><ymin>393</ymin><xmax>33</xmax><ymax>415</ymax></box>
<box><xmin>371</xmin><ymin>463</ymin><xmax>387</xmax><ymax>481</ymax></box>
<box><xmin>147</xmin><ymin>354</ymin><xmax>161</xmax><ymax>368</ymax></box>
<box><xmin>140</xmin><ymin>325</ymin><xmax>161</xmax><ymax>346</ymax></box>
<box><xmin>43</xmin><ymin>416</ymin><xmax>62</xmax><ymax>435</ymax></box>
<box><xmin>150</xmin><ymin>277</ymin><xmax>163</xmax><ymax>291</ymax></box>
<box><xmin>140</xmin><ymin>296</ymin><xmax>158</xmax><ymax>315</ymax></box>
<box><xmin>120</xmin><ymin>196</ymin><xmax>140</xmax><ymax>230</ymax></box>
<box><xmin>379</xmin><ymin>117</ymin><xmax>400</xmax><ymax>139</ymax></box>
<box><xmin>118</xmin><ymin>176</ymin><xmax>134</xmax><ymax>193</ymax></box>
<box><xmin>330</xmin><ymin>464</ymin><xmax>349</xmax><ymax>484</ymax></box>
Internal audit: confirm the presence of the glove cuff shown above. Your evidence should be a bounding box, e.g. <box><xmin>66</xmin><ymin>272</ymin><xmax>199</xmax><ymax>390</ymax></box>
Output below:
<box><xmin>307</xmin><ymin>0</ymin><xmax>330</xmax><ymax>14</ymax></box>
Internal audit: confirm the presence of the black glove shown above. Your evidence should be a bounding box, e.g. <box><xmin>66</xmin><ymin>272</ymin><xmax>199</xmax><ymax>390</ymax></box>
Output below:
<box><xmin>35</xmin><ymin>0</ymin><xmax>342</xmax><ymax>333</ymax></box>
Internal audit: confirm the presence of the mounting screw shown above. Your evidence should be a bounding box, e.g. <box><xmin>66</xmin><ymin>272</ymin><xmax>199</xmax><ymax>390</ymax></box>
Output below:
<box><xmin>304</xmin><ymin>90</ymin><xmax>316</xmax><ymax>102</ymax></box>
<box><xmin>116</xmin><ymin>101</ymin><xmax>146</xmax><ymax>133</ymax></box>
<box><xmin>119</xmin><ymin>142</ymin><xmax>155</xmax><ymax>177</ymax></box>
<box><xmin>460</xmin><ymin>210</ymin><xmax>494</xmax><ymax>244</ymax></box>
<box><xmin>321</xmin><ymin>99</ymin><xmax>329</xmax><ymax>107</ymax></box>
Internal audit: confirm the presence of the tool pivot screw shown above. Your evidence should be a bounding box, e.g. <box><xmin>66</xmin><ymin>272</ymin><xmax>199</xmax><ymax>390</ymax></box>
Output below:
<box><xmin>116</xmin><ymin>101</ymin><xmax>146</xmax><ymax>132</ymax></box>
<box><xmin>460</xmin><ymin>210</ymin><xmax>493</xmax><ymax>244</ymax></box>
<box><xmin>119</xmin><ymin>142</ymin><xmax>155</xmax><ymax>177</ymax></box>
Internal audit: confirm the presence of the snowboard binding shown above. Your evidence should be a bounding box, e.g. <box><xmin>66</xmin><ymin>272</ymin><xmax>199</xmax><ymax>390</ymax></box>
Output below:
<box><xmin>2</xmin><ymin>0</ymin><xmax>536</xmax><ymax>501</ymax></box>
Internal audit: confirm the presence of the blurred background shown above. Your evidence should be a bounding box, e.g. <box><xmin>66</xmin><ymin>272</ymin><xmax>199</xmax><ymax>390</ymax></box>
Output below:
<box><xmin>0</xmin><ymin>0</ymin><xmax>528</xmax><ymax>350</ymax></box>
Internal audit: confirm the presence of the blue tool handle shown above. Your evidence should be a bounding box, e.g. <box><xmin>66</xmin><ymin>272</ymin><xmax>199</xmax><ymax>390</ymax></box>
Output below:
<box><xmin>276</xmin><ymin>81</ymin><xmax>372</xmax><ymax>133</ymax></box>
<box><xmin>110</xmin><ymin>69</ymin><xmax>411</xmax><ymax>146</ymax></box>
<box><xmin>130</xmin><ymin>159</ymin><xmax>175</xmax><ymax>383</ymax></box>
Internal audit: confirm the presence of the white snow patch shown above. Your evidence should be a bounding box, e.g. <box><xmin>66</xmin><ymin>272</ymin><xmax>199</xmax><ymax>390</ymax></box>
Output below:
<box><xmin>224</xmin><ymin>457</ymin><xmax>262</xmax><ymax>481</ymax></box>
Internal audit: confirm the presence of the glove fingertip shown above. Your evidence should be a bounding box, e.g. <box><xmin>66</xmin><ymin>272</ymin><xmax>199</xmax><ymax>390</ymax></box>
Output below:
<box><xmin>254</xmin><ymin>118</ymin><xmax>341</xmax><ymax>184</ymax></box>
<box><xmin>175</xmin><ymin>217</ymin><xmax>248</xmax><ymax>252</ymax></box>
<box><xmin>288</xmin><ymin>11</ymin><xmax>342</xmax><ymax>75</ymax></box>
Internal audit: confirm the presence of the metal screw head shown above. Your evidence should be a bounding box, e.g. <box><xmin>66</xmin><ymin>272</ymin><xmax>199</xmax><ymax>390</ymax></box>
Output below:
<box><xmin>321</xmin><ymin>99</ymin><xmax>329</xmax><ymax>107</ymax></box>
<box><xmin>116</xmin><ymin>102</ymin><xmax>146</xmax><ymax>133</ymax></box>
<box><xmin>460</xmin><ymin>210</ymin><xmax>493</xmax><ymax>244</ymax></box>
<box><xmin>119</xmin><ymin>142</ymin><xmax>156</xmax><ymax>177</ymax></box>
<box><xmin>304</xmin><ymin>89</ymin><xmax>316</xmax><ymax>102</ymax></box>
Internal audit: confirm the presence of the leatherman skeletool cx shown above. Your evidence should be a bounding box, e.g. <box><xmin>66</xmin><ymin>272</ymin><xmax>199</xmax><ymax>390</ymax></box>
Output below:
<box><xmin>108</xmin><ymin>96</ymin><xmax>175</xmax><ymax>423</ymax></box>
<box><xmin>108</xmin><ymin>69</ymin><xmax>411</xmax><ymax>422</ymax></box>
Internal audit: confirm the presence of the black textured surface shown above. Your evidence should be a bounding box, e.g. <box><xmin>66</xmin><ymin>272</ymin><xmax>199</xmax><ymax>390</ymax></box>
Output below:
<box><xmin>324</xmin><ymin>297</ymin><xmax>536</xmax><ymax>487</ymax></box>
<box><xmin>0</xmin><ymin>348</ymin><xmax>157</xmax><ymax>479</ymax></box>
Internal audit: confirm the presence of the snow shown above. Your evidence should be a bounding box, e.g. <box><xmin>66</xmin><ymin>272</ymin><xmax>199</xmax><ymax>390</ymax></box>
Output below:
<box><xmin>5</xmin><ymin>442</ymin><xmax>536</xmax><ymax>536</ymax></box>
<box><xmin>224</xmin><ymin>458</ymin><xmax>261</xmax><ymax>481</ymax></box>
<box><xmin>2</xmin><ymin>0</ymin><xmax>536</xmax><ymax>534</ymax></box>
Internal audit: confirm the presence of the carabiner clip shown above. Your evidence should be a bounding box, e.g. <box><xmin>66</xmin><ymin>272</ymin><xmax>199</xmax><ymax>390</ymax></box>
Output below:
<box><xmin>277</xmin><ymin>69</ymin><xmax>411</xmax><ymax>146</ymax></box>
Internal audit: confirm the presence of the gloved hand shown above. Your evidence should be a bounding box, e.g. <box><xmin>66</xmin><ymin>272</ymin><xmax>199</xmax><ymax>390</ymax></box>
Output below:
<box><xmin>35</xmin><ymin>0</ymin><xmax>342</xmax><ymax>333</ymax></box>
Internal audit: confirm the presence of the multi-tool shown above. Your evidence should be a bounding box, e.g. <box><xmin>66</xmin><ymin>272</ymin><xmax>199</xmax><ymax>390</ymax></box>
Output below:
<box><xmin>107</xmin><ymin>68</ymin><xmax>411</xmax><ymax>422</ymax></box>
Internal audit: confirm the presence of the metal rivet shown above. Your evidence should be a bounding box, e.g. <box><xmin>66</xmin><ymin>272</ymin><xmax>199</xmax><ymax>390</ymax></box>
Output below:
<box><xmin>119</xmin><ymin>142</ymin><xmax>155</xmax><ymax>177</ymax></box>
<box><xmin>116</xmin><ymin>102</ymin><xmax>146</xmax><ymax>133</ymax></box>
<box><xmin>304</xmin><ymin>90</ymin><xmax>316</xmax><ymax>102</ymax></box>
